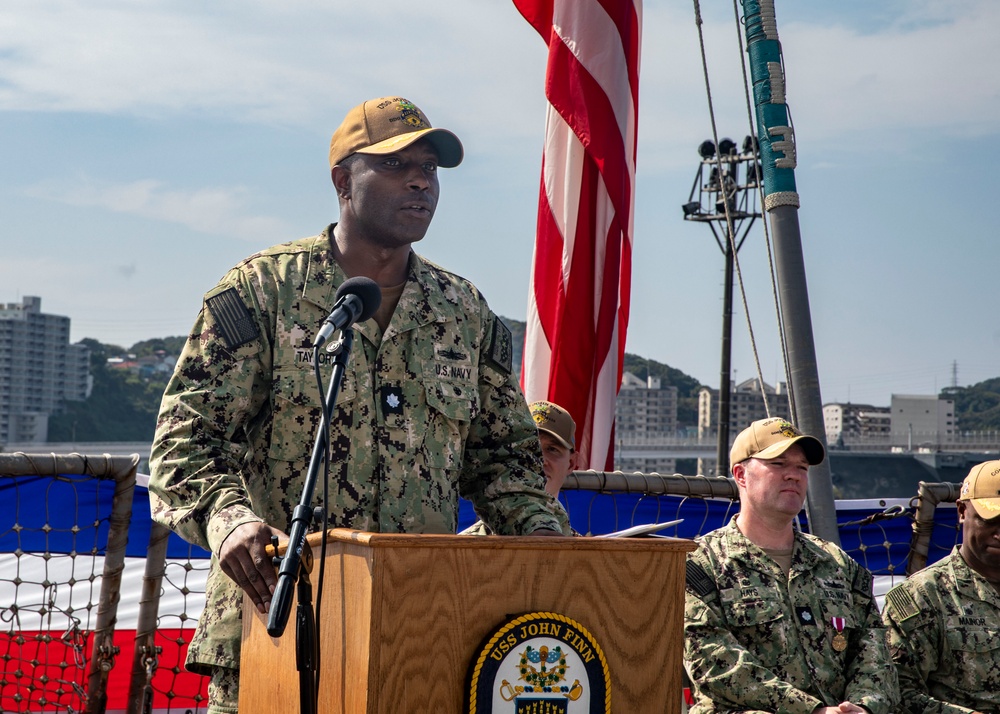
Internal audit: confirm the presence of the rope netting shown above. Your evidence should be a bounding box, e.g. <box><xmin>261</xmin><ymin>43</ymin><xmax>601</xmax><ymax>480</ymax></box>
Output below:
<box><xmin>0</xmin><ymin>454</ymin><xmax>964</xmax><ymax>711</ymax></box>
<box><xmin>0</xmin><ymin>454</ymin><xmax>137</xmax><ymax>713</ymax></box>
<box><xmin>0</xmin><ymin>475</ymin><xmax>102</xmax><ymax>711</ymax></box>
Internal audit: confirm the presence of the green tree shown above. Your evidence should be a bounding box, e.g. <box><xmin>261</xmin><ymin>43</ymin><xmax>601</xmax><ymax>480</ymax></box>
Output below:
<box><xmin>130</xmin><ymin>336</ymin><xmax>188</xmax><ymax>357</ymax></box>
<box><xmin>944</xmin><ymin>378</ymin><xmax>1000</xmax><ymax>432</ymax></box>
<box><xmin>47</xmin><ymin>338</ymin><xmax>170</xmax><ymax>442</ymax></box>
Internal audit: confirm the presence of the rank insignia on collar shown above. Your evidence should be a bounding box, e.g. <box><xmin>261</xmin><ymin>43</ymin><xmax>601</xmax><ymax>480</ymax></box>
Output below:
<box><xmin>795</xmin><ymin>606</ymin><xmax>816</xmax><ymax>626</ymax></box>
<box><xmin>381</xmin><ymin>386</ymin><xmax>404</xmax><ymax>416</ymax></box>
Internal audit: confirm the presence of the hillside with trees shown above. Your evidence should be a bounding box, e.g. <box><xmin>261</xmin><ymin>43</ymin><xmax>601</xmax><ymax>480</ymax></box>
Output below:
<box><xmin>46</xmin><ymin>337</ymin><xmax>184</xmax><ymax>443</ymax></box>
<box><xmin>500</xmin><ymin>316</ymin><xmax>705</xmax><ymax>426</ymax></box>
<box><xmin>45</xmin><ymin>323</ymin><xmax>709</xmax><ymax>443</ymax></box>
<box><xmin>943</xmin><ymin>377</ymin><xmax>1000</xmax><ymax>432</ymax></box>
<box><xmin>48</xmin><ymin>327</ymin><xmax>1000</xmax><ymax>445</ymax></box>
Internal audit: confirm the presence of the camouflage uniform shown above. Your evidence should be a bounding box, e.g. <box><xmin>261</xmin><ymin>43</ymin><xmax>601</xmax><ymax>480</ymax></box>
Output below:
<box><xmin>882</xmin><ymin>546</ymin><xmax>1000</xmax><ymax>714</ymax></box>
<box><xmin>684</xmin><ymin>517</ymin><xmax>898</xmax><ymax>714</ymax></box>
<box><xmin>149</xmin><ymin>226</ymin><xmax>569</xmax><ymax>677</ymax></box>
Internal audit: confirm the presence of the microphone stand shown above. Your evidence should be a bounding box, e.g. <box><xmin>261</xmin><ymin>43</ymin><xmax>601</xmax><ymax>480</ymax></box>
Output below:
<box><xmin>267</xmin><ymin>327</ymin><xmax>356</xmax><ymax>714</ymax></box>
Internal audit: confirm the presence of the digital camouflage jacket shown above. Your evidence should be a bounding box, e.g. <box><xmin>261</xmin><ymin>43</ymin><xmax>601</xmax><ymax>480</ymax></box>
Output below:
<box><xmin>149</xmin><ymin>227</ymin><xmax>569</xmax><ymax>672</ymax></box>
<box><xmin>684</xmin><ymin>517</ymin><xmax>898</xmax><ymax>714</ymax></box>
<box><xmin>883</xmin><ymin>547</ymin><xmax>1000</xmax><ymax>714</ymax></box>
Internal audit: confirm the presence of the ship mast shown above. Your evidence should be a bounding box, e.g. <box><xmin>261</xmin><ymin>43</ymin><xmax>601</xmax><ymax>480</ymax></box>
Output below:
<box><xmin>741</xmin><ymin>0</ymin><xmax>840</xmax><ymax>543</ymax></box>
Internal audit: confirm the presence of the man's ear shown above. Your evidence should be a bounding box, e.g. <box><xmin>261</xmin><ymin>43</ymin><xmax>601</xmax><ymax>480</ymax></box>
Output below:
<box><xmin>732</xmin><ymin>460</ymin><xmax>748</xmax><ymax>488</ymax></box>
<box><xmin>331</xmin><ymin>164</ymin><xmax>351</xmax><ymax>198</ymax></box>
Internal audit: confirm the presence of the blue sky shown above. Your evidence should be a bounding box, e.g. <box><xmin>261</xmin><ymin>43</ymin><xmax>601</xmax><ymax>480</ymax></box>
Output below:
<box><xmin>1</xmin><ymin>0</ymin><xmax>998</xmax><ymax>408</ymax></box>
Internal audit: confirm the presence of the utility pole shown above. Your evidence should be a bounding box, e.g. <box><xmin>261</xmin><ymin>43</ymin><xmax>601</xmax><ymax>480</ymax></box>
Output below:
<box><xmin>742</xmin><ymin>0</ymin><xmax>840</xmax><ymax>543</ymax></box>
<box><xmin>683</xmin><ymin>137</ymin><xmax>761</xmax><ymax>476</ymax></box>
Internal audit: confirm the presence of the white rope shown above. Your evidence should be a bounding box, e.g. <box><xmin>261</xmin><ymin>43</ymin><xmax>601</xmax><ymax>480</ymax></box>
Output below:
<box><xmin>691</xmin><ymin>0</ymin><xmax>776</xmax><ymax>420</ymax></box>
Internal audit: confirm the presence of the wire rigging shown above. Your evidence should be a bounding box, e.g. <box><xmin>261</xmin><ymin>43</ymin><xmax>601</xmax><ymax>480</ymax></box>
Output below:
<box><xmin>690</xmin><ymin>0</ymin><xmax>798</xmax><ymax>423</ymax></box>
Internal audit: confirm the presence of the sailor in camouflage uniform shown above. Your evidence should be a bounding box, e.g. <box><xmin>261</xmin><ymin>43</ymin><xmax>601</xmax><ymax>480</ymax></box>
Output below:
<box><xmin>882</xmin><ymin>460</ymin><xmax>1000</xmax><ymax>714</ymax></box>
<box><xmin>149</xmin><ymin>96</ymin><xmax>570</xmax><ymax>713</ymax></box>
<box><xmin>684</xmin><ymin>417</ymin><xmax>898</xmax><ymax>714</ymax></box>
<box><xmin>461</xmin><ymin>400</ymin><xmax>579</xmax><ymax>535</ymax></box>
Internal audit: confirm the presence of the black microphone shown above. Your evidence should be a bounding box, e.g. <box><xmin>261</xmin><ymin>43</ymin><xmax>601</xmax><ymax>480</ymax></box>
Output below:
<box><xmin>313</xmin><ymin>277</ymin><xmax>382</xmax><ymax>348</ymax></box>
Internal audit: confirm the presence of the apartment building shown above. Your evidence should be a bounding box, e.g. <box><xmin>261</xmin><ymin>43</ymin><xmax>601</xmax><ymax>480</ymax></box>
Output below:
<box><xmin>697</xmin><ymin>377</ymin><xmax>789</xmax><ymax>439</ymax></box>
<box><xmin>889</xmin><ymin>394</ymin><xmax>956</xmax><ymax>448</ymax></box>
<box><xmin>823</xmin><ymin>403</ymin><xmax>891</xmax><ymax>444</ymax></box>
<box><xmin>614</xmin><ymin>371</ymin><xmax>679</xmax><ymax>474</ymax></box>
<box><xmin>0</xmin><ymin>297</ymin><xmax>90</xmax><ymax>444</ymax></box>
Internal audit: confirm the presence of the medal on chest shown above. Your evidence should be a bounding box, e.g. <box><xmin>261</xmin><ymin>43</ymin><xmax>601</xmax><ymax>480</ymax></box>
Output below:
<box><xmin>830</xmin><ymin>616</ymin><xmax>847</xmax><ymax>652</ymax></box>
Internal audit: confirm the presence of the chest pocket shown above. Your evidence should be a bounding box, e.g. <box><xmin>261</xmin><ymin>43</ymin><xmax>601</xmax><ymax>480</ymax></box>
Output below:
<box><xmin>947</xmin><ymin>625</ymin><xmax>1000</xmax><ymax>652</ymax></box>
<box><xmin>421</xmin><ymin>366</ymin><xmax>477</xmax><ymax>470</ymax></box>
<box><xmin>722</xmin><ymin>593</ymin><xmax>792</xmax><ymax>661</ymax></box>
<box><xmin>820</xmin><ymin>599</ymin><xmax>858</xmax><ymax>629</ymax></box>
<box><xmin>267</xmin><ymin>365</ymin><xmax>356</xmax><ymax>463</ymax></box>
<box><xmin>946</xmin><ymin>625</ymin><xmax>1000</xmax><ymax>692</ymax></box>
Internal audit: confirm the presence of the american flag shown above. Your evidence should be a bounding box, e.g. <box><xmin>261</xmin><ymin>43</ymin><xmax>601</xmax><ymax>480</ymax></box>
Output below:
<box><xmin>516</xmin><ymin>0</ymin><xmax>641</xmax><ymax>470</ymax></box>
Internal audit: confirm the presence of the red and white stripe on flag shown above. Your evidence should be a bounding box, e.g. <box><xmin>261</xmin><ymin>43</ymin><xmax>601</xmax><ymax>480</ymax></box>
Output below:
<box><xmin>516</xmin><ymin>0</ymin><xmax>641</xmax><ymax>470</ymax></box>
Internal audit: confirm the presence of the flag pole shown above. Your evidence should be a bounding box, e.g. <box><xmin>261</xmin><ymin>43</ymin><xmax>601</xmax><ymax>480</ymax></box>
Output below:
<box><xmin>741</xmin><ymin>0</ymin><xmax>840</xmax><ymax>543</ymax></box>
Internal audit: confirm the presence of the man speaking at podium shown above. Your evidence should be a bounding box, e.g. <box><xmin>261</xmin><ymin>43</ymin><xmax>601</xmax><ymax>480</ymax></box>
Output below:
<box><xmin>149</xmin><ymin>96</ymin><xmax>570</xmax><ymax>713</ymax></box>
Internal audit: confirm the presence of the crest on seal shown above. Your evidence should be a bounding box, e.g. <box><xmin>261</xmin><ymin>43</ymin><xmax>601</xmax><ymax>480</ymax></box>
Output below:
<box><xmin>467</xmin><ymin>612</ymin><xmax>610</xmax><ymax>713</ymax></box>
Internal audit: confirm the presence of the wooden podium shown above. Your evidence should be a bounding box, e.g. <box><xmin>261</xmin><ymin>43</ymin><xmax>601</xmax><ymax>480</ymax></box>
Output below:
<box><xmin>240</xmin><ymin>529</ymin><xmax>695</xmax><ymax>713</ymax></box>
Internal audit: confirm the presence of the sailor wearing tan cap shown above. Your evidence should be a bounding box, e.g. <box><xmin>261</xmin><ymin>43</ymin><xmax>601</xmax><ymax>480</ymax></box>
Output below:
<box><xmin>149</xmin><ymin>96</ymin><xmax>570</xmax><ymax>713</ymax></box>
<box><xmin>882</xmin><ymin>460</ymin><xmax>1000</xmax><ymax>714</ymax></box>
<box><xmin>461</xmin><ymin>401</ymin><xmax>578</xmax><ymax>536</ymax></box>
<box><xmin>683</xmin><ymin>417</ymin><xmax>899</xmax><ymax>714</ymax></box>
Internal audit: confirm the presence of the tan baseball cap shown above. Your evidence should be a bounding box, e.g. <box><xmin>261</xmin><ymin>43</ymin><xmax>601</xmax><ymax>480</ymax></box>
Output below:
<box><xmin>328</xmin><ymin>96</ymin><xmax>464</xmax><ymax>168</ymax></box>
<box><xmin>959</xmin><ymin>460</ymin><xmax>1000</xmax><ymax>519</ymax></box>
<box><xmin>730</xmin><ymin>417</ymin><xmax>825</xmax><ymax>467</ymax></box>
<box><xmin>529</xmin><ymin>401</ymin><xmax>576</xmax><ymax>452</ymax></box>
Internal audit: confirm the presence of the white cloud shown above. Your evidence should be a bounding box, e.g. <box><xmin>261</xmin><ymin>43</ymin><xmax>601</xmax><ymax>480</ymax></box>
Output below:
<box><xmin>25</xmin><ymin>175</ymin><xmax>290</xmax><ymax>241</ymax></box>
<box><xmin>637</xmin><ymin>0</ymin><xmax>1000</xmax><ymax>169</ymax></box>
<box><xmin>0</xmin><ymin>0</ymin><xmax>549</xmax><ymax>134</ymax></box>
<box><xmin>4</xmin><ymin>0</ymin><xmax>995</xmax><ymax>167</ymax></box>
<box><xmin>783</xmin><ymin>1</ymin><xmax>1000</xmax><ymax>143</ymax></box>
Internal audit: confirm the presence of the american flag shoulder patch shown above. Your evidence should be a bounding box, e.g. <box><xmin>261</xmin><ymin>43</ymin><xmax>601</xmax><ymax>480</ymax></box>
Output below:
<box><xmin>686</xmin><ymin>561</ymin><xmax>716</xmax><ymax>598</ymax></box>
<box><xmin>885</xmin><ymin>587</ymin><xmax>920</xmax><ymax>621</ymax></box>
<box><xmin>205</xmin><ymin>288</ymin><xmax>260</xmax><ymax>350</ymax></box>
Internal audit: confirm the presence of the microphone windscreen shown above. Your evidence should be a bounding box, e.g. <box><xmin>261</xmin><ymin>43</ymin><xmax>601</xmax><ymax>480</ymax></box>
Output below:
<box><xmin>335</xmin><ymin>276</ymin><xmax>382</xmax><ymax>322</ymax></box>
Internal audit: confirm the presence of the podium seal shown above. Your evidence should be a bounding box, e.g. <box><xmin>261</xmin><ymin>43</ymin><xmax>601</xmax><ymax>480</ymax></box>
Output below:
<box><xmin>467</xmin><ymin>611</ymin><xmax>610</xmax><ymax>713</ymax></box>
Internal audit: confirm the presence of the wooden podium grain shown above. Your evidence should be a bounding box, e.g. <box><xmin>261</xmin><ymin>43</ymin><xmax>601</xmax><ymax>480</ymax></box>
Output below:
<box><xmin>240</xmin><ymin>529</ymin><xmax>695</xmax><ymax>713</ymax></box>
